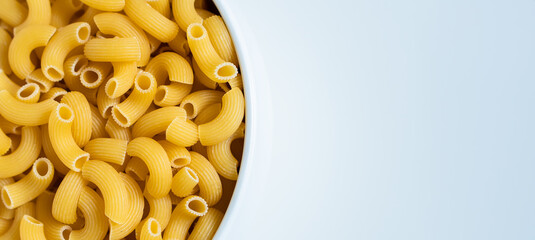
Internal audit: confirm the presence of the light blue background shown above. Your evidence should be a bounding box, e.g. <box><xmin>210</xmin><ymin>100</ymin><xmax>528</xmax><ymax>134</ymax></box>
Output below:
<box><xmin>215</xmin><ymin>0</ymin><xmax>535</xmax><ymax>239</ymax></box>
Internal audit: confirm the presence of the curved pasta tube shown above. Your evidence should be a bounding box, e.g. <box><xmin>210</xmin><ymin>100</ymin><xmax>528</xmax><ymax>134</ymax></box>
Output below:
<box><xmin>154</xmin><ymin>83</ymin><xmax>192</xmax><ymax>107</ymax></box>
<box><xmin>0</xmin><ymin>126</ymin><xmax>41</xmax><ymax>178</ymax></box>
<box><xmin>0</xmin><ymin>219</ymin><xmax>10</xmax><ymax>236</ymax></box>
<box><xmin>172</xmin><ymin>0</ymin><xmax>202</xmax><ymax>32</ymax></box>
<box><xmin>105</xmin><ymin>61</ymin><xmax>137</xmax><ymax>98</ymax></box>
<box><xmin>171</xmin><ymin>167</ymin><xmax>198</xmax><ymax>197</ymax></box>
<box><xmin>50</xmin><ymin>0</ymin><xmax>84</xmax><ymax>28</ymax></box>
<box><xmin>112</xmin><ymin>71</ymin><xmax>157</xmax><ymax>128</ymax></box>
<box><xmin>140</xmin><ymin>191</ymin><xmax>171</xmax><ymax>234</ymax></box>
<box><xmin>0</xmin><ymin>90</ymin><xmax>58</xmax><ymax>126</ymax></box>
<box><xmin>1</xmin><ymin>158</ymin><xmax>54</xmax><ymax>209</ymax></box>
<box><xmin>158</xmin><ymin>140</ymin><xmax>191</xmax><ymax>168</ymax></box>
<box><xmin>204</xmin><ymin>15</ymin><xmax>239</xmax><ymax>66</ymax></box>
<box><xmin>0</xmin><ymin>29</ymin><xmax>12</xmax><ymax>75</ymax></box>
<box><xmin>20</xmin><ymin>215</ymin><xmax>46</xmax><ymax>240</ymax></box>
<box><xmin>187</xmin><ymin>23</ymin><xmax>238</xmax><ymax>83</ymax></box>
<box><xmin>84</xmin><ymin>138</ymin><xmax>128</xmax><ymax>165</ymax></box>
<box><xmin>0</xmin><ymin>129</ymin><xmax>10</xmax><ymax>156</ymax></box>
<box><xmin>132</xmin><ymin>107</ymin><xmax>187</xmax><ymax>138</ymax></box>
<box><xmin>84</xmin><ymin>37</ymin><xmax>141</xmax><ymax>62</ymax></box>
<box><xmin>8</xmin><ymin>25</ymin><xmax>56</xmax><ymax>79</ymax></box>
<box><xmin>80</xmin><ymin>0</ymin><xmax>125</xmax><ymax>12</ymax></box>
<box><xmin>0</xmin><ymin>0</ymin><xmax>27</xmax><ymax>27</ymax></box>
<box><xmin>80</xmin><ymin>62</ymin><xmax>112</xmax><ymax>89</ymax></box>
<box><xmin>61</xmin><ymin>92</ymin><xmax>92</xmax><ymax>147</ymax></box>
<box><xmin>180</xmin><ymin>90</ymin><xmax>224</xmax><ymax>119</ymax></box>
<box><xmin>125</xmin><ymin>157</ymin><xmax>148</xmax><ymax>181</ymax></box>
<box><xmin>192</xmin><ymin>58</ymin><xmax>217</xmax><ymax>89</ymax></box>
<box><xmin>97</xmin><ymin>78</ymin><xmax>120</xmax><ymax>118</ymax></box>
<box><xmin>15</xmin><ymin>0</ymin><xmax>51</xmax><ymax>33</ymax></box>
<box><xmin>40</xmin><ymin>87</ymin><xmax>68</xmax><ymax>101</ymax></box>
<box><xmin>140</xmin><ymin>218</ymin><xmax>162</xmax><ymax>240</ymax></box>
<box><xmin>26</xmin><ymin>69</ymin><xmax>53</xmax><ymax>93</ymax></box>
<box><xmin>188</xmin><ymin>152</ymin><xmax>222</xmax><ymax>206</ymax></box>
<box><xmin>109</xmin><ymin>173</ymin><xmax>143</xmax><ymax>240</ymax></box>
<box><xmin>105</xmin><ymin>119</ymin><xmax>132</xmax><ymax>141</ymax></box>
<box><xmin>41</xmin><ymin>125</ymin><xmax>70</xmax><ymax>176</ymax></box>
<box><xmin>74</xmin><ymin>7</ymin><xmax>102</xmax><ymax>35</ymax></box>
<box><xmin>145</xmin><ymin>52</ymin><xmax>194</xmax><ymax>85</ymax></box>
<box><xmin>194</xmin><ymin>103</ymin><xmax>221</xmax><ymax>125</ymax></box>
<box><xmin>64</xmin><ymin>54</ymin><xmax>89</xmax><ymax>78</ymax></box>
<box><xmin>124</xmin><ymin>0</ymin><xmax>179</xmax><ymax>42</ymax></box>
<box><xmin>36</xmin><ymin>192</ymin><xmax>72</xmax><ymax>240</ymax></box>
<box><xmin>90</xmin><ymin>105</ymin><xmax>108</xmax><ymax>139</ymax></box>
<box><xmin>0</xmin><ymin>70</ymin><xmax>20</xmax><ymax>96</ymax></box>
<box><xmin>207</xmin><ymin>123</ymin><xmax>244</xmax><ymax>180</ymax></box>
<box><xmin>188</xmin><ymin>208</ymin><xmax>224</xmax><ymax>240</ymax></box>
<box><xmin>127</xmin><ymin>138</ymin><xmax>172</xmax><ymax>198</ymax></box>
<box><xmin>69</xmin><ymin>186</ymin><xmax>108</xmax><ymax>240</ymax></box>
<box><xmin>49</xmin><ymin>103</ymin><xmax>90</xmax><ymax>172</ymax></box>
<box><xmin>163</xmin><ymin>195</ymin><xmax>208</xmax><ymax>240</ymax></box>
<box><xmin>42</xmin><ymin>22</ymin><xmax>91</xmax><ymax>82</ymax></box>
<box><xmin>168</xmin><ymin>29</ymin><xmax>190</xmax><ymax>58</ymax></box>
<box><xmin>166</xmin><ymin>117</ymin><xmax>198</xmax><ymax>147</ymax></box>
<box><xmin>0</xmin><ymin>202</ymin><xmax>35</xmax><ymax>240</ymax></box>
<box><xmin>148</xmin><ymin>0</ymin><xmax>171</xmax><ymax>17</ymax></box>
<box><xmin>219</xmin><ymin>74</ymin><xmax>243</xmax><ymax>92</ymax></box>
<box><xmin>52</xmin><ymin>171</ymin><xmax>87</xmax><ymax>224</ymax></box>
<box><xmin>94</xmin><ymin>13</ymin><xmax>151</xmax><ymax>66</ymax></box>
<box><xmin>0</xmin><ymin>178</ymin><xmax>14</xmax><ymax>219</ymax></box>
<box><xmin>198</xmin><ymin>88</ymin><xmax>245</xmax><ymax>146</ymax></box>
<box><xmin>81</xmin><ymin>160</ymin><xmax>129</xmax><ymax>224</ymax></box>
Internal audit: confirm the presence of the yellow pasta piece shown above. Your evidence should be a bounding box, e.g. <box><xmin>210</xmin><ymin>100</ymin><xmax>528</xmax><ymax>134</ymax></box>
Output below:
<box><xmin>0</xmin><ymin>126</ymin><xmax>40</xmax><ymax>178</ymax></box>
<box><xmin>0</xmin><ymin>129</ymin><xmax>10</xmax><ymax>156</ymax></box>
<box><xmin>84</xmin><ymin>37</ymin><xmax>141</xmax><ymax>62</ymax></box>
<box><xmin>147</xmin><ymin>34</ymin><xmax>162</xmax><ymax>54</ymax></box>
<box><xmin>16</xmin><ymin>83</ymin><xmax>40</xmax><ymax>103</ymax></box>
<box><xmin>187</xmin><ymin>23</ymin><xmax>238</xmax><ymax>83</ymax></box>
<box><xmin>42</xmin><ymin>22</ymin><xmax>91</xmax><ymax>82</ymax></box>
<box><xmin>167</xmin><ymin>29</ymin><xmax>190</xmax><ymax>58</ymax></box>
<box><xmin>154</xmin><ymin>83</ymin><xmax>193</xmax><ymax>107</ymax></box>
<box><xmin>139</xmin><ymin>217</ymin><xmax>162</xmax><ymax>240</ymax></box>
<box><xmin>219</xmin><ymin>74</ymin><xmax>243</xmax><ymax>92</ymax></box>
<box><xmin>171</xmin><ymin>167</ymin><xmax>198</xmax><ymax>198</ymax></box>
<box><xmin>0</xmin><ymin>116</ymin><xmax>20</xmax><ymax>135</ymax></box>
<box><xmin>15</xmin><ymin>0</ymin><xmax>52</xmax><ymax>33</ymax></box>
<box><xmin>26</xmin><ymin>69</ymin><xmax>53</xmax><ymax>93</ymax></box>
<box><xmin>196</xmin><ymin>8</ymin><xmax>215</xmax><ymax>19</ymax></box>
<box><xmin>166</xmin><ymin>117</ymin><xmax>198</xmax><ymax>147</ymax></box>
<box><xmin>80</xmin><ymin>62</ymin><xmax>112</xmax><ymax>89</ymax></box>
<box><xmin>124</xmin><ymin>0</ymin><xmax>179</xmax><ymax>42</ymax></box>
<box><xmin>204</xmin><ymin>15</ymin><xmax>239</xmax><ymax>66</ymax></box>
<box><xmin>194</xmin><ymin>103</ymin><xmax>221</xmax><ymax>125</ymax></box>
<box><xmin>41</xmin><ymin>125</ymin><xmax>70</xmax><ymax>176</ymax></box>
<box><xmin>188</xmin><ymin>152</ymin><xmax>222</xmax><ymax>206</ymax></box>
<box><xmin>207</xmin><ymin>122</ymin><xmax>244</xmax><ymax>180</ymax></box>
<box><xmin>97</xmin><ymin>78</ymin><xmax>120</xmax><ymax>118</ymax></box>
<box><xmin>0</xmin><ymin>29</ymin><xmax>12</xmax><ymax>75</ymax></box>
<box><xmin>0</xmin><ymin>202</ymin><xmax>34</xmax><ymax>240</ymax></box>
<box><xmin>1</xmin><ymin>158</ymin><xmax>54</xmax><ymax>209</ymax></box>
<box><xmin>180</xmin><ymin>90</ymin><xmax>223</xmax><ymax>119</ymax></box>
<box><xmin>62</xmin><ymin>55</ymin><xmax>89</xmax><ymax>94</ymax></box>
<box><xmin>0</xmin><ymin>178</ymin><xmax>14</xmax><ymax>219</ymax></box>
<box><xmin>0</xmin><ymin>219</ymin><xmax>10</xmax><ymax>236</ymax></box>
<box><xmin>145</xmin><ymin>52</ymin><xmax>194</xmax><ymax>85</ymax></box>
<box><xmin>127</xmin><ymin>138</ymin><xmax>172</xmax><ymax>198</ymax></box>
<box><xmin>192</xmin><ymin>58</ymin><xmax>217</xmax><ymax>89</ymax></box>
<box><xmin>105</xmin><ymin>61</ymin><xmax>138</xmax><ymax>98</ymax></box>
<box><xmin>198</xmin><ymin>88</ymin><xmax>245</xmax><ymax>146</ymax></box>
<box><xmin>52</xmin><ymin>171</ymin><xmax>87</xmax><ymax>224</ymax></box>
<box><xmin>50</xmin><ymin>0</ymin><xmax>84</xmax><ymax>28</ymax></box>
<box><xmin>8</xmin><ymin>25</ymin><xmax>56</xmax><ymax>79</ymax></box>
<box><xmin>81</xmin><ymin>160</ymin><xmax>128</xmax><ymax>224</ymax></box>
<box><xmin>20</xmin><ymin>215</ymin><xmax>46</xmax><ymax>240</ymax></box>
<box><xmin>49</xmin><ymin>104</ymin><xmax>90</xmax><ymax>172</ymax></box>
<box><xmin>172</xmin><ymin>0</ymin><xmax>202</xmax><ymax>32</ymax></box>
<box><xmin>148</xmin><ymin>0</ymin><xmax>171</xmax><ymax>17</ymax></box>
<box><xmin>80</xmin><ymin>0</ymin><xmax>125</xmax><ymax>12</ymax></box>
<box><xmin>69</xmin><ymin>186</ymin><xmax>108</xmax><ymax>240</ymax></box>
<box><xmin>188</xmin><ymin>208</ymin><xmax>224</xmax><ymax>240</ymax></box>
<box><xmin>158</xmin><ymin>140</ymin><xmax>191</xmax><ymax>168</ymax></box>
<box><xmin>84</xmin><ymin>138</ymin><xmax>128</xmax><ymax>165</ymax></box>
<box><xmin>132</xmin><ymin>107</ymin><xmax>187</xmax><ymax>138</ymax></box>
<box><xmin>0</xmin><ymin>0</ymin><xmax>27</xmax><ymax>27</ymax></box>
<box><xmin>105</xmin><ymin>118</ymin><xmax>132</xmax><ymax>142</ymax></box>
<box><xmin>163</xmin><ymin>195</ymin><xmax>208</xmax><ymax>240</ymax></box>
<box><xmin>125</xmin><ymin>157</ymin><xmax>148</xmax><ymax>181</ymax></box>
<box><xmin>109</xmin><ymin>173</ymin><xmax>143</xmax><ymax>240</ymax></box>
<box><xmin>0</xmin><ymin>70</ymin><xmax>20</xmax><ymax>96</ymax></box>
<box><xmin>94</xmin><ymin>13</ymin><xmax>151</xmax><ymax>66</ymax></box>
<box><xmin>36</xmin><ymin>192</ymin><xmax>72</xmax><ymax>240</ymax></box>
<box><xmin>0</xmin><ymin>90</ymin><xmax>58</xmax><ymax>126</ymax></box>
<box><xmin>90</xmin><ymin>104</ymin><xmax>108</xmax><ymax>139</ymax></box>
<box><xmin>112</xmin><ymin>71</ymin><xmax>157</xmax><ymax>128</ymax></box>
<box><xmin>74</xmin><ymin>7</ymin><xmax>102</xmax><ymax>35</ymax></box>
<box><xmin>40</xmin><ymin>87</ymin><xmax>67</xmax><ymax>101</ymax></box>
<box><xmin>61</xmin><ymin>92</ymin><xmax>92</xmax><ymax>147</ymax></box>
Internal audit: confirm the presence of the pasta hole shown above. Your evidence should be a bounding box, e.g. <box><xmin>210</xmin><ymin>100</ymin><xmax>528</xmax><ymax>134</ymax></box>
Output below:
<box><xmin>172</xmin><ymin>157</ymin><xmax>188</xmax><ymax>168</ymax></box>
<box><xmin>82</xmin><ymin>70</ymin><xmax>99</xmax><ymax>84</ymax></box>
<box><xmin>113</xmin><ymin>108</ymin><xmax>129</xmax><ymax>126</ymax></box>
<box><xmin>73</xmin><ymin>155</ymin><xmax>89</xmax><ymax>171</ymax></box>
<box><xmin>105</xmin><ymin>80</ymin><xmax>117</xmax><ymax>97</ymax></box>
<box><xmin>77</xmin><ymin>25</ymin><xmax>90</xmax><ymax>42</ymax></box>
<box><xmin>34</xmin><ymin>159</ymin><xmax>50</xmax><ymax>177</ymax></box>
<box><xmin>185</xmin><ymin>167</ymin><xmax>199</xmax><ymax>182</ymax></box>
<box><xmin>25</xmin><ymin>216</ymin><xmax>41</xmax><ymax>225</ymax></box>
<box><xmin>154</xmin><ymin>87</ymin><xmax>167</xmax><ymax>103</ymax></box>
<box><xmin>18</xmin><ymin>84</ymin><xmax>37</xmax><ymax>98</ymax></box>
<box><xmin>187</xmin><ymin>198</ymin><xmax>207</xmax><ymax>215</ymax></box>
<box><xmin>216</xmin><ymin>64</ymin><xmax>237</xmax><ymax>79</ymax></box>
<box><xmin>183</xmin><ymin>103</ymin><xmax>194</xmax><ymax>118</ymax></box>
<box><xmin>46</xmin><ymin>67</ymin><xmax>63</xmax><ymax>81</ymax></box>
<box><xmin>1</xmin><ymin>189</ymin><xmax>12</xmax><ymax>208</ymax></box>
<box><xmin>136</xmin><ymin>74</ymin><xmax>153</xmax><ymax>91</ymax></box>
<box><xmin>58</xmin><ymin>105</ymin><xmax>73</xmax><ymax>122</ymax></box>
<box><xmin>73</xmin><ymin>57</ymin><xmax>88</xmax><ymax>75</ymax></box>
<box><xmin>189</xmin><ymin>24</ymin><xmax>206</xmax><ymax>39</ymax></box>
<box><xmin>149</xmin><ymin>219</ymin><xmax>160</xmax><ymax>235</ymax></box>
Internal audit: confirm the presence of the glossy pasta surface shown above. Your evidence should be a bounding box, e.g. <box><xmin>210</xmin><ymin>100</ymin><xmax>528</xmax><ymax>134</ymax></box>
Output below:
<box><xmin>0</xmin><ymin>0</ymin><xmax>244</xmax><ymax>239</ymax></box>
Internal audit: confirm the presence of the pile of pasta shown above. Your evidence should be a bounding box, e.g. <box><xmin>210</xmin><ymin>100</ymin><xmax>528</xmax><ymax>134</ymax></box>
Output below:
<box><xmin>0</xmin><ymin>0</ymin><xmax>245</xmax><ymax>239</ymax></box>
